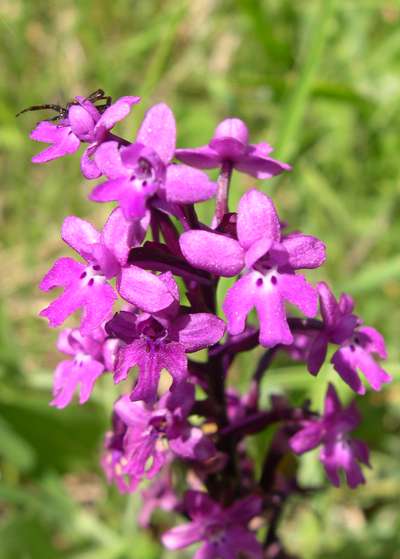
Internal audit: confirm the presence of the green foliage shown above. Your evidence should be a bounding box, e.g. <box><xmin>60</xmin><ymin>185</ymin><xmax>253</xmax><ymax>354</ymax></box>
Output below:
<box><xmin>1</xmin><ymin>0</ymin><xmax>399</xmax><ymax>557</ymax></box>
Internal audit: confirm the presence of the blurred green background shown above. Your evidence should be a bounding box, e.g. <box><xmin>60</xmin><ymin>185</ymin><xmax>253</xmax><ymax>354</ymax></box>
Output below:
<box><xmin>1</xmin><ymin>0</ymin><xmax>400</xmax><ymax>557</ymax></box>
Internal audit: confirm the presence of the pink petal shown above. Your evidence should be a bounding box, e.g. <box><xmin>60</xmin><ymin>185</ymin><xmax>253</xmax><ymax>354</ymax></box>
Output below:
<box><xmin>80</xmin><ymin>282</ymin><xmax>117</xmax><ymax>334</ymax></box>
<box><xmin>165</xmin><ymin>164</ymin><xmax>217</xmax><ymax>204</ymax></box>
<box><xmin>180</xmin><ymin>230</ymin><xmax>244</xmax><ymax>277</ymax></box>
<box><xmin>160</xmin><ymin>342</ymin><xmax>188</xmax><ymax>388</ymax></box>
<box><xmin>244</xmin><ymin>236</ymin><xmax>273</xmax><ymax>268</ymax></box>
<box><xmin>355</xmin><ymin>348</ymin><xmax>392</xmax><ymax>391</ymax></box>
<box><xmin>136</xmin><ymin>103</ymin><xmax>176</xmax><ymax>165</ymax></box>
<box><xmin>130</xmin><ymin>348</ymin><xmax>164</xmax><ymax>403</ymax></box>
<box><xmin>119</xmin><ymin>190</ymin><xmax>148</xmax><ymax>221</ymax></box>
<box><xmin>158</xmin><ymin>271</ymin><xmax>180</xmax><ymax>302</ymax></box>
<box><xmin>358</xmin><ymin>326</ymin><xmax>387</xmax><ymax>359</ymax></box>
<box><xmin>169</xmin><ymin>427</ymin><xmax>215</xmax><ymax>461</ymax></box>
<box><xmin>324</xmin><ymin>383</ymin><xmax>342</xmax><ymax>415</ymax></box>
<box><xmin>331</xmin><ymin>348</ymin><xmax>366</xmax><ymax>395</ymax></box>
<box><xmin>39</xmin><ymin>257</ymin><xmax>84</xmax><ymax>291</ymax></box>
<box><xmin>193</xmin><ymin>544</ymin><xmax>215</xmax><ymax>559</ymax></box>
<box><xmin>321</xmin><ymin>453</ymin><xmax>341</xmax><ymax>487</ymax></box>
<box><xmin>289</xmin><ymin>422</ymin><xmax>324</xmax><ymax>454</ymax></box>
<box><xmin>237</xmin><ymin>189</ymin><xmax>280</xmax><ymax>250</ymax></box>
<box><xmin>94</xmin><ymin>96</ymin><xmax>140</xmax><ymax>138</ymax></box>
<box><xmin>51</xmin><ymin>361</ymin><xmax>79</xmax><ymax>409</ymax></box>
<box><xmin>68</xmin><ymin>104</ymin><xmax>96</xmax><ymax>141</ymax></box>
<box><xmin>278</xmin><ymin>273</ymin><xmax>318</xmax><ymax>317</ymax></box>
<box><xmin>339</xmin><ymin>293</ymin><xmax>354</xmax><ymax>315</ymax></box>
<box><xmin>78</xmin><ymin>359</ymin><xmax>105</xmax><ymax>404</ymax></box>
<box><xmin>235</xmin><ymin>152</ymin><xmax>291</xmax><ymax>178</ymax></box>
<box><xmin>171</xmin><ymin>313</ymin><xmax>226</xmax><ymax>352</ymax></box>
<box><xmin>56</xmin><ymin>328</ymin><xmax>75</xmax><ymax>355</ymax></box>
<box><xmin>74</xmin><ymin>96</ymin><xmax>101</xmax><ymax>121</ymax></box>
<box><xmin>345</xmin><ymin>458</ymin><xmax>366</xmax><ymax>489</ymax></box>
<box><xmin>317</xmin><ymin>282</ymin><xmax>340</xmax><ymax>328</ymax></box>
<box><xmin>352</xmin><ymin>439</ymin><xmax>370</xmax><ymax>466</ymax></box>
<box><xmin>119</xmin><ymin>343</ymin><xmax>186</xmax><ymax>404</ymax></box>
<box><xmin>89</xmin><ymin>243</ymin><xmax>120</xmax><ymax>278</ymax></box>
<box><xmin>114</xmin><ymin>396</ymin><xmax>150</xmax><ymax>426</ymax></box>
<box><xmin>118</xmin><ymin>266</ymin><xmax>175</xmax><ymax>313</ymax></box>
<box><xmin>175</xmin><ymin>145</ymin><xmax>221</xmax><ymax>169</ymax></box>
<box><xmin>251</xmin><ymin>141</ymin><xmax>274</xmax><ymax>157</ymax></box>
<box><xmin>213</xmin><ymin>118</ymin><xmax>249</xmax><ymax>145</ymax></box>
<box><xmin>80</xmin><ymin>145</ymin><xmax>102</xmax><ymax>179</ymax></box>
<box><xmin>40</xmin><ymin>285</ymin><xmax>85</xmax><ymax>328</ymax></box>
<box><xmin>282</xmin><ymin>233</ymin><xmax>326</xmax><ymax>270</ymax></box>
<box><xmin>90</xmin><ymin>177</ymin><xmax>128</xmax><ymax>202</ymax></box>
<box><xmin>254</xmin><ymin>283</ymin><xmax>293</xmax><ymax>347</ymax></box>
<box><xmin>31</xmin><ymin>124</ymin><xmax>80</xmax><ymax>163</ymax></box>
<box><xmin>101</xmin><ymin>208</ymin><xmax>146</xmax><ymax>266</ymax></box>
<box><xmin>30</xmin><ymin>121</ymin><xmax>64</xmax><ymax>143</ymax></box>
<box><xmin>223</xmin><ymin>274</ymin><xmax>257</xmax><ymax>337</ymax></box>
<box><xmin>61</xmin><ymin>216</ymin><xmax>100</xmax><ymax>260</ymax></box>
<box><xmin>307</xmin><ymin>332</ymin><xmax>329</xmax><ymax>375</ymax></box>
<box><xmin>209</xmin><ymin>137</ymin><xmax>247</xmax><ymax>159</ymax></box>
<box><xmin>94</xmin><ymin>141</ymin><xmax>126</xmax><ymax>179</ymax></box>
<box><xmin>114</xmin><ymin>339</ymin><xmax>147</xmax><ymax>384</ymax></box>
<box><xmin>162</xmin><ymin>522</ymin><xmax>202</xmax><ymax>550</ymax></box>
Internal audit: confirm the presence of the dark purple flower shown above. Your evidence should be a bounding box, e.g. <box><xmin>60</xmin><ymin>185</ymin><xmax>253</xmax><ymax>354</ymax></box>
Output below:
<box><xmin>180</xmin><ymin>190</ymin><xmax>325</xmax><ymax>347</ymax></box>
<box><xmin>307</xmin><ymin>282</ymin><xmax>391</xmax><ymax>394</ymax></box>
<box><xmin>30</xmin><ymin>95</ymin><xmax>140</xmax><ymax>178</ymax></box>
<box><xmin>106</xmin><ymin>270</ymin><xmax>225</xmax><ymax>403</ymax></box>
<box><xmin>90</xmin><ymin>103</ymin><xmax>217</xmax><ymax>219</ymax></box>
<box><xmin>175</xmin><ymin>117</ymin><xmax>290</xmax><ymax>179</ymax></box>
<box><xmin>51</xmin><ymin>327</ymin><xmax>111</xmax><ymax>408</ymax></box>
<box><xmin>162</xmin><ymin>490</ymin><xmax>263</xmax><ymax>559</ymax></box>
<box><xmin>102</xmin><ymin>384</ymin><xmax>215</xmax><ymax>492</ymax></box>
<box><xmin>289</xmin><ymin>384</ymin><xmax>370</xmax><ymax>488</ymax></box>
<box><xmin>39</xmin><ymin>211</ymin><xmax>139</xmax><ymax>334</ymax></box>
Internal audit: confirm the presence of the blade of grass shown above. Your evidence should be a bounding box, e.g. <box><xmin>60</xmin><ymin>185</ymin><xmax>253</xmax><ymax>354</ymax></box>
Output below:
<box><xmin>137</xmin><ymin>2</ymin><xmax>188</xmax><ymax>102</ymax></box>
<box><xmin>275</xmin><ymin>0</ymin><xmax>336</xmax><ymax>161</ymax></box>
<box><xmin>340</xmin><ymin>256</ymin><xmax>400</xmax><ymax>294</ymax></box>
<box><xmin>300</xmin><ymin>164</ymin><xmax>356</xmax><ymax>234</ymax></box>
<box><xmin>235</xmin><ymin>0</ymin><xmax>290</xmax><ymax>63</ymax></box>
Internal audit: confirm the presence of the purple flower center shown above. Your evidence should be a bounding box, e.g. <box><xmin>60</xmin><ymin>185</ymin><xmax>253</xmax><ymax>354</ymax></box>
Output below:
<box><xmin>128</xmin><ymin>157</ymin><xmax>161</xmax><ymax>195</ymax></box>
<box><xmin>150</xmin><ymin>414</ymin><xmax>169</xmax><ymax>433</ymax></box>
<box><xmin>254</xmin><ymin>268</ymin><xmax>279</xmax><ymax>290</ymax></box>
<box><xmin>139</xmin><ymin>318</ymin><xmax>167</xmax><ymax>341</ymax></box>
<box><xmin>74</xmin><ymin>352</ymin><xmax>91</xmax><ymax>367</ymax></box>
<box><xmin>206</xmin><ymin>523</ymin><xmax>227</xmax><ymax>546</ymax></box>
<box><xmin>79</xmin><ymin>264</ymin><xmax>106</xmax><ymax>287</ymax></box>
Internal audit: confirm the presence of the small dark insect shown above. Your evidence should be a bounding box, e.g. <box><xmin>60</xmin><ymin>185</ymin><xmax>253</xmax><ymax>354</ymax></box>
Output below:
<box><xmin>16</xmin><ymin>89</ymin><xmax>112</xmax><ymax>122</ymax></box>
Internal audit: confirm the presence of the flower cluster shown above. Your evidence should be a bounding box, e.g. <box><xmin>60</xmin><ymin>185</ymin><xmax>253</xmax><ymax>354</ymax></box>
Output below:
<box><xmin>24</xmin><ymin>91</ymin><xmax>391</xmax><ymax>558</ymax></box>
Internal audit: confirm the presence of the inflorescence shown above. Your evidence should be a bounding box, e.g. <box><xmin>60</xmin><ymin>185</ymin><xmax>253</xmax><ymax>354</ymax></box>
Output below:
<box><xmin>23</xmin><ymin>91</ymin><xmax>391</xmax><ymax>558</ymax></box>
